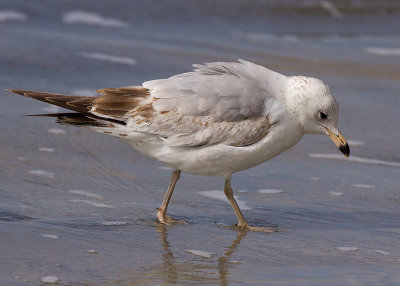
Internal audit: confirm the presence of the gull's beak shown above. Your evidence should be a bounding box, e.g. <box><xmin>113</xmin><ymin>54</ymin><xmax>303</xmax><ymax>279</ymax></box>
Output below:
<box><xmin>326</xmin><ymin>129</ymin><xmax>350</xmax><ymax>158</ymax></box>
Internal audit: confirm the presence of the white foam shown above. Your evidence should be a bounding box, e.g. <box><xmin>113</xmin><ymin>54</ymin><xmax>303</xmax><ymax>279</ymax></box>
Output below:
<box><xmin>365</xmin><ymin>47</ymin><xmax>400</xmax><ymax>57</ymax></box>
<box><xmin>28</xmin><ymin>170</ymin><xmax>55</xmax><ymax>179</ymax></box>
<box><xmin>71</xmin><ymin>88</ymin><xmax>98</xmax><ymax>97</ymax></box>
<box><xmin>86</xmin><ymin>249</ymin><xmax>99</xmax><ymax>254</ymax></box>
<box><xmin>68</xmin><ymin>190</ymin><xmax>104</xmax><ymax>200</ymax></box>
<box><xmin>329</xmin><ymin>191</ymin><xmax>343</xmax><ymax>196</ymax></box>
<box><xmin>311</xmin><ymin>177</ymin><xmax>320</xmax><ymax>181</ymax></box>
<box><xmin>373</xmin><ymin>249</ymin><xmax>390</xmax><ymax>255</ymax></box>
<box><xmin>281</xmin><ymin>35</ymin><xmax>299</xmax><ymax>42</ymax></box>
<box><xmin>309</xmin><ymin>153</ymin><xmax>400</xmax><ymax>168</ymax></box>
<box><xmin>336</xmin><ymin>246</ymin><xmax>358</xmax><ymax>251</ymax></box>
<box><xmin>80</xmin><ymin>52</ymin><xmax>137</xmax><ymax>66</ymax></box>
<box><xmin>157</xmin><ymin>166</ymin><xmax>173</xmax><ymax>171</ymax></box>
<box><xmin>258</xmin><ymin>189</ymin><xmax>283</xmax><ymax>194</ymax></box>
<box><xmin>100</xmin><ymin>221</ymin><xmax>127</xmax><ymax>226</ymax></box>
<box><xmin>199</xmin><ymin>190</ymin><xmax>251</xmax><ymax>210</ymax></box>
<box><xmin>347</xmin><ymin>140</ymin><xmax>365</xmax><ymax>147</ymax></box>
<box><xmin>247</xmin><ymin>32</ymin><xmax>276</xmax><ymax>42</ymax></box>
<box><xmin>63</xmin><ymin>10</ymin><xmax>128</xmax><ymax>28</ymax></box>
<box><xmin>38</xmin><ymin>147</ymin><xmax>55</xmax><ymax>153</ymax></box>
<box><xmin>42</xmin><ymin>234</ymin><xmax>59</xmax><ymax>239</ymax></box>
<box><xmin>41</xmin><ymin>276</ymin><xmax>59</xmax><ymax>284</ymax></box>
<box><xmin>186</xmin><ymin>249</ymin><xmax>214</xmax><ymax>258</ymax></box>
<box><xmin>320</xmin><ymin>0</ymin><xmax>343</xmax><ymax>18</ymax></box>
<box><xmin>48</xmin><ymin>128</ymin><xmax>66</xmax><ymax>135</ymax></box>
<box><xmin>69</xmin><ymin>199</ymin><xmax>113</xmax><ymax>208</ymax></box>
<box><xmin>246</xmin><ymin>32</ymin><xmax>299</xmax><ymax>43</ymax></box>
<box><xmin>216</xmin><ymin>221</ymin><xmax>229</xmax><ymax>227</ymax></box>
<box><xmin>0</xmin><ymin>10</ymin><xmax>27</xmax><ymax>22</ymax></box>
<box><xmin>352</xmin><ymin>184</ymin><xmax>375</xmax><ymax>189</ymax></box>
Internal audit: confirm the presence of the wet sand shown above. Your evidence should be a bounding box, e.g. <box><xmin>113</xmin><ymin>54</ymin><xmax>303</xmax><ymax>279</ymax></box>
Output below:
<box><xmin>1</xmin><ymin>1</ymin><xmax>400</xmax><ymax>285</ymax></box>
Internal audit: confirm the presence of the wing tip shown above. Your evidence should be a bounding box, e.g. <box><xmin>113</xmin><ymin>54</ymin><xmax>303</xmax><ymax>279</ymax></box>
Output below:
<box><xmin>5</xmin><ymin>89</ymin><xmax>41</xmax><ymax>98</ymax></box>
<box><xmin>6</xmin><ymin>88</ymin><xmax>26</xmax><ymax>95</ymax></box>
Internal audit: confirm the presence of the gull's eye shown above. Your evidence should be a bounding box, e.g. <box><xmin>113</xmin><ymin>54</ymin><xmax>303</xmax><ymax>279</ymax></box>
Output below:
<box><xmin>319</xmin><ymin>112</ymin><xmax>328</xmax><ymax>119</ymax></box>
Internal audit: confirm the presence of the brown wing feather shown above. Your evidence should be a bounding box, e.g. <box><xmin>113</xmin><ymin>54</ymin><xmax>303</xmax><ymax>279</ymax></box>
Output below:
<box><xmin>92</xmin><ymin>87</ymin><xmax>151</xmax><ymax>120</ymax></box>
<box><xmin>29</xmin><ymin>112</ymin><xmax>112</xmax><ymax>127</ymax></box>
<box><xmin>6</xmin><ymin>89</ymin><xmax>94</xmax><ymax>113</ymax></box>
<box><xmin>7</xmin><ymin>87</ymin><xmax>151</xmax><ymax>124</ymax></box>
<box><xmin>8</xmin><ymin>87</ymin><xmax>270</xmax><ymax>147</ymax></box>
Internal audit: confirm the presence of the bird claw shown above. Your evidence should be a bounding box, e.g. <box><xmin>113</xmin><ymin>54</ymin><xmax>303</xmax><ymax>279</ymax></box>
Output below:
<box><xmin>157</xmin><ymin>212</ymin><xmax>187</xmax><ymax>225</ymax></box>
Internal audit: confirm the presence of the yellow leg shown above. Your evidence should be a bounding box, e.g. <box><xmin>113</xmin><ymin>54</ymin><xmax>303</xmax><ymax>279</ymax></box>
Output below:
<box><xmin>157</xmin><ymin>170</ymin><xmax>184</xmax><ymax>224</ymax></box>
<box><xmin>224</xmin><ymin>176</ymin><xmax>276</xmax><ymax>233</ymax></box>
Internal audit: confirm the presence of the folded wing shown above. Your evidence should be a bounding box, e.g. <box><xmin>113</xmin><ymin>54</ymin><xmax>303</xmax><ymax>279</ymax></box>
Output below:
<box><xmin>8</xmin><ymin>60</ymin><xmax>284</xmax><ymax>147</ymax></box>
<box><xmin>140</xmin><ymin>60</ymin><xmax>284</xmax><ymax>146</ymax></box>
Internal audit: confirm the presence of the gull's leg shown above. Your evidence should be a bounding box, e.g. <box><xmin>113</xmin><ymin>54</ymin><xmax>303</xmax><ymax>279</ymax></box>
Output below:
<box><xmin>224</xmin><ymin>175</ymin><xmax>276</xmax><ymax>233</ymax></box>
<box><xmin>223</xmin><ymin>176</ymin><xmax>248</xmax><ymax>227</ymax></box>
<box><xmin>157</xmin><ymin>169</ymin><xmax>184</xmax><ymax>225</ymax></box>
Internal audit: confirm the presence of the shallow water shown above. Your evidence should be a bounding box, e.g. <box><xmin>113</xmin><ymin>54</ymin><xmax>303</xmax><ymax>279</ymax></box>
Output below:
<box><xmin>1</xmin><ymin>1</ymin><xmax>400</xmax><ymax>285</ymax></box>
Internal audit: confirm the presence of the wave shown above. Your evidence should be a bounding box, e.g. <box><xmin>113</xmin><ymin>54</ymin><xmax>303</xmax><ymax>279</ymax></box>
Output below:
<box><xmin>309</xmin><ymin>153</ymin><xmax>400</xmax><ymax>168</ymax></box>
<box><xmin>0</xmin><ymin>10</ymin><xmax>27</xmax><ymax>22</ymax></box>
<box><xmin>365</xmin><ymin>47</ymin><xmax>400</xmax><ymax>57</ymax></box>
<box><xmin>63</xmin><ymin>10</ymin><xmax>128</xmax><ymax>28</ymax></box>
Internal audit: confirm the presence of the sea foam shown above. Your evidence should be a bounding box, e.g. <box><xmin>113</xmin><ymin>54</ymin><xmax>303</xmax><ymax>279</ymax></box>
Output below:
<box><xmin>0</xmin><ymin>10</ymin><xmax>27</xmax><ymax>22</ymax></box>
<box><xmin>80</xmin><ymin>52</ymin><xmax>137</xmax><ymax>66</ymax></box>
<box><xmin>63</xmin><ymin>10</ymin><xmax>128</xmax><ymax>28</ymax></box>
<box><xmin>28</xmin><ymin>170</ymin><xmax>55</xmax><ymax>179</ymax></box>
<box><xmin>365</xmin><ymin>47</ymin><xmax>400</xmax><ymax>57</ymax></box>
<box><xmin>309</xmin><ymin>153</ymin><xmax>400</xmax><ymax>168</ymax></box>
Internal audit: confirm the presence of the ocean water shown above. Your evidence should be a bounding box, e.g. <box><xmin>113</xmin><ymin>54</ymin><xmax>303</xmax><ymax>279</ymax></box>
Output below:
<box><xmin>1</xmin><ymin>1</ymin><xmax>400</xmax><ymax>285</ymax></box>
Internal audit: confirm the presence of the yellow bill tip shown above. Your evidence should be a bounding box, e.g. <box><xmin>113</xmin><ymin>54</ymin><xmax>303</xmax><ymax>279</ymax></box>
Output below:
<box><xmin>327</xmin><ymin>129</ymin><xmax>350</xmax><ymax>158</ymax></box>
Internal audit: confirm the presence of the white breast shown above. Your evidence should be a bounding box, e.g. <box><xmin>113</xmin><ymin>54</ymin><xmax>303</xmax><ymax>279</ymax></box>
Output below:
<box><xmin>123</xmin><ymin>114</ymin><xmax>304</xmax><ymax>177</ymax></box>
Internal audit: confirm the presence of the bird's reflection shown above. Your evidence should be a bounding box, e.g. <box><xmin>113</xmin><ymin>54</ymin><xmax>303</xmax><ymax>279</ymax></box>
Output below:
<box><xmin>113</xmin><ymin>224</ymin><xmax>248</xmax><ymax>285</ymax></box>
<box><xmin>157</xmin><ymin>224</ymin><xmax>179</xmax><ymax>283</ymax></box>
<box><xmin>217</xmin><ymin>228</ymin><xmax>247</xmax><ymax>286</ymax></box>
<box><xmin>154</xmin><ymin>224</ymin><xmax>248</xmax><ymax>285</ymax></box>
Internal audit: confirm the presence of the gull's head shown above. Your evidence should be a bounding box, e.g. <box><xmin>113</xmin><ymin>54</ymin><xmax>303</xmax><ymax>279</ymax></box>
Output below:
<box><xmin>285</xmin><ymin>76</ymin><xmax>350</xmax><ymax>157</ymax></box>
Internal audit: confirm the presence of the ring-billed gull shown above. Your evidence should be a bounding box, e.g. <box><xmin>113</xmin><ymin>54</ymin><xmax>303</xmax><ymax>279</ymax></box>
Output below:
<box><xmin>8</xmin><ymin>60</ymin><xmax>349</xmax><ymax>232</ymax></box>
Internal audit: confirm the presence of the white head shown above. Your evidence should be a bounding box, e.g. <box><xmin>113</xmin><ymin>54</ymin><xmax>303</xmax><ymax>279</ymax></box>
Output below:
<box><xmin>285</xmin><ymin>76</ymin><xmax>349</xmax><ymax>157</ymax></box>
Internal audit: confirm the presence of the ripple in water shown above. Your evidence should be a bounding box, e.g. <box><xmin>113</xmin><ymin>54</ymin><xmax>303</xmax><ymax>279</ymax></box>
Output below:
<box><xmin>336</xmin><ymin>246</ymin><xmax>358</xmax><ymax>251</ymax></box>
<box><xmin>63</xmin><ymin>10</ymin><xmax>128</xmax><ymax>28</ymax></box>
<box><xmin>186</xmin><ymin>249</ymin><xmax>214</xmax><ymax>258</ymax></box>
<box><xmin>309</xmin><ymin>153</ymin><xmax>400</xmax><ymax>168</ymax></box>
<box><xmin>28</xmin><ymin>170</ymin><xmax>55</xmax><ymax>179</ymax></box>
<box><xmin>258</xmin><ymin>189</ymin><xmax>283</xmax><ymax>194</ymax></box>
<box><xmin>0</xmin><ymin>211</ymin><xmax>33</xmax><ymax>222</ymax></box>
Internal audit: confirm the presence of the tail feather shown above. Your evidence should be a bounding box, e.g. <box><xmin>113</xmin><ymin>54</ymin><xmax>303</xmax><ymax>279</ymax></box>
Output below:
<box><xmin>6</xmin><ymin>89</ymin><xmax>126</xmax><ymax>125</ymax></box>
<box><xmin>27</xmin><ymin>112</ymin><xmax>113</xmax><ymax>127</ymax></box>
<box><xmin>6</xmin><ymin>89</ymin><xmax>94</xmax><ymax>113</ymax></box>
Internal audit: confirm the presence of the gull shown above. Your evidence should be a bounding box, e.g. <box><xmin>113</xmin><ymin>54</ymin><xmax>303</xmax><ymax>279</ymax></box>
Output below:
<box><xmin>7</xmin><ymin>60</ymin><xmax>349</xmax><ymax>232</ymax></box>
